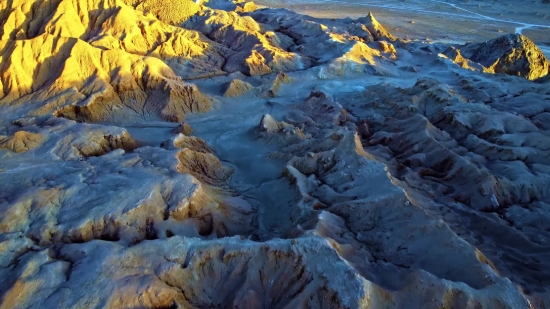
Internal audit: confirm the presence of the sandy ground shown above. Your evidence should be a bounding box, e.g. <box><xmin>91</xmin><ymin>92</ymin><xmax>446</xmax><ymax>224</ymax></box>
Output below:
<box><xmin>256</xmin><ymin>0</ymin><xmax>550</xmax><ymax>45</ymax></box>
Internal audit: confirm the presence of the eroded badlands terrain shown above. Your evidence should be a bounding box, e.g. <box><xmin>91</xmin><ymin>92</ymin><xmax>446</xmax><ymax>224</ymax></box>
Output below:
<box><xmin>1</xmin><ymin>0</ymin><xmax>550</xmax><ymax>308</ymax></box>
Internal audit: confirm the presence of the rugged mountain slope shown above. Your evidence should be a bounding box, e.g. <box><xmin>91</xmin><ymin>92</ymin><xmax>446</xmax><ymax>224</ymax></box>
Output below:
<box><xmin>0</xmin><ymin>34</ymin><xmax>212</xmax><ymax>122</ymax></box>
<box><xmin>0</xmin><ymin>0</ymin><xmax>398</xmax><ymax>123</ymax></box>
<box><xmin>444</xmin><ymin>34</ymin><xmax>550</xmax><ymax>80</ymax></box>
<box><xmin>1</xmin><ymin>0</ymin><xmax>550</xmax><ymax>308</ymax></box>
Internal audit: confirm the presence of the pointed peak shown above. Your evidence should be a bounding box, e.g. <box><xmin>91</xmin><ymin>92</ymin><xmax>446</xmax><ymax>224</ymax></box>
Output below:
<box><xmin>366</xmin><ymin>11</ymin><xmax>378</xmax><ymax>23</ymax></box>
<box><xmin>357</xmin><ymin>12</ymin><xmax>395</xmax><ymax>41</ymax></box>
<box><xmin>466</xmin><ymin>33</ymin><xmax>549</xmax><ymax>80</ymax></box>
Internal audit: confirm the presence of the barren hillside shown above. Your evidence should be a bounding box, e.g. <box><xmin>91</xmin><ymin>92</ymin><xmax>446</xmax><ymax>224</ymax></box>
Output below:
<box><xmin>1</xmin><ymin>0</ymin><xmax>550</xmax><ymax>308</ymax></box>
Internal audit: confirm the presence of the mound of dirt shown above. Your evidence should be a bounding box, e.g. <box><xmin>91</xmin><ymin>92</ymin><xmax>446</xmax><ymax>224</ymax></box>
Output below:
<box><xmin>0</xmin><ymin>131</ymin><xmax>44</xmax><ymax>153</ymax></box>
<box><xmin>223</xmin><ymin>79</ymin><xmax>254</xmax><ymax>97</ymax></box>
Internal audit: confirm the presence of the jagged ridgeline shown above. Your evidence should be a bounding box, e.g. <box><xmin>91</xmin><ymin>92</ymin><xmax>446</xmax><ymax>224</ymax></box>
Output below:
<box><xmin>1</xmin><ymin>0</ymin><xmax>550</xmax><ymax>308</ymax></box>
<box><xmin>2</xmin><ymin>0</ymin><xmax>548</xmax><ymax>123</ymax></box>
<box><xmin>0</xmin><ymin>0</ymin><xmax>399</xmax><ymax>123</ymax></box>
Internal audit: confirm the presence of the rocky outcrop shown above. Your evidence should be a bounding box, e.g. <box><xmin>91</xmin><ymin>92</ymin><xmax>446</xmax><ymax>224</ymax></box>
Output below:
<box><xmin>173</xmin><ymin>134</ymin><xmax>213</xmax><ymax>153</ymax></box>
<box><xmin>0</xmin><ymin>0</ymin><xmax>223</xmax><ymax>126</ymax></box>
<box><xmin>455</xmin><ymin>34</ymin><xmax>550</xmax><ymax>80</ymax></box>
<box><xmin>61</xmin><ymin>129</ymin><xmax>137</xmax><ymax>158</ymax></box>
<box><xmin>4</xmin><ymin>0</ymin><xmax>550</xmax><ymax>307</ymax></box>
<box><xmin>343</xmin><ymin>77</ymin><xmax>550</xmax><ymax>301</ymax></box>
<box><xmin>235</xmin><ymin>1</ymin><xmax>257</xmax><ymax>13</ymax></box>
<box><xmin>176</xmin><ymin>148</ymin><xmax>234</xmax><ymax>185</ymax></box>
<box><xmin>172</xmin><ymin>122</ymin><xmax>194</xmax><ymax>135</ymax></box>
<box><xmin>265</xmin><ymin>72</ymin><xmax>292</xmax><ymax>97</ymax></box>
<box><xmin>319</xmin><ymin>41</ymin><xmax>397</xmax><ymax>78</ymax></box>
<box><xmin>248</xmin><ymin>88</ymin><xmax>538</xmax><ymax>308</ymax></box>
<box><xmin>442</xmin><ymin>46</ymin><xmax>486</xmax><ymax>72</ymax></box>
<box><xmin>257</xmin><ymin>113</ymin><xmax>306</xmax><ymax>144</ymax></box>
<box><xmin>0</xmin><ymin>21</ymin><xmax>215</xmax><ymax>123</ymax></box>
<box><xmin>183</xmin><ymin>9</ymin><xmax>308</xmax><ymax>75</ymax></box>
<box><xmin>0</xmin><ymin>0</ymin><xmax>227</xmax><ymax>79</ymax></box>
<box><xmin>245</xmin><ymin>9</ymin><xmax>401</xmax><ymax>81</ymax></box>
<box><xmin>0</xmin><ymin>0</ymin><xmax>400</xmax><ymax>127</ymax></box>
<box><xmin>0</xmin><ymin>131</ymin><xmax>44</xmax><ymax>153</ymax></box>
<box><xmin>223</xmin><ymin>79</ymin><xmax>254</xmax><ymax>97</ymax></box>
<box><xmin>355</xmin><ymin>12</ymin><xmax>395</xmax><ymax>41</ymax></box>
<box><xmin>127</xmin><ymin>0</ymin><xmax>202</xmax><ymax>25</ymax></box>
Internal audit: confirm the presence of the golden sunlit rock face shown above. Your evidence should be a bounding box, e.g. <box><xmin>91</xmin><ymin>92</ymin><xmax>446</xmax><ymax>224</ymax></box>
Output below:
<box><xmin>0</xmin><ymin>0</ymin><xmax>219</xmax><ymax>122</ymax></box>
<box><xmin>443</xmin><ymin>34</ymin><xmax>550</xmax><ymax>80</ymax></box>
<box><xmin>1</xmin><ymin>0</ymin><xmax>550</xmax><ymax>308</ymax></box>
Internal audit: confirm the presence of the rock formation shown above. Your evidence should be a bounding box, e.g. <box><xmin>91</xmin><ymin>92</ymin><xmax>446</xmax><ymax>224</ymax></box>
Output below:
<box><xmin>223</xmin><ymin>79</ymin><xmax>254</xmax><ymax>97</ymax></box>
<box><xmin>265</xmin><ymin>72</ymin><xmax>292</xmax><ymax>96</ymax></box>
<box><xmin>0</xmin><ymin>131</ymin><xmax>44</xmax><ymax>153</ymax></box>
<box><xmin>183</xmin><ymin>8</ymin><xmax>308</xmax><ymax>75</ymax></box>
<box><xmin>356</xmin><ymin>12</ymin><xmax>396</xmax><ymax>41</ymax></box>
<box><xmin>1</xmin><ymin>0</ymin><xmax>550</xmax><ymax>307</ymax></box>
<box><xmin>446</xmin><ymin>34</ymin><xmax>550</xmax><ymax>80</ymax></box>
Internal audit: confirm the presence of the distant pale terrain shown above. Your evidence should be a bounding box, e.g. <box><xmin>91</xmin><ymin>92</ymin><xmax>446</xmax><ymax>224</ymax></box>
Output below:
<box><xmin>1</xmin><ymin>0</ymin><xmax>550</xmax><ymax>308</ymax></box>
<box><xmin>256</xmin><ymin>0</ymin><xmax>550</xmax><ymax>45</ymax></box>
